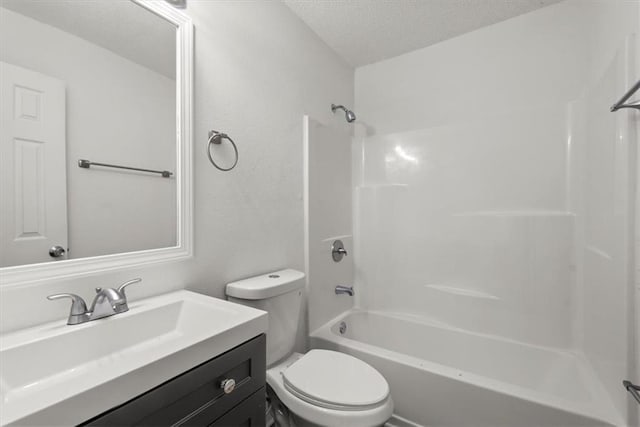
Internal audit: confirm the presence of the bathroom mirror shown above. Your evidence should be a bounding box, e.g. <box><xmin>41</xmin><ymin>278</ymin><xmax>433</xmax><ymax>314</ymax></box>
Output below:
<box><xmin>0</xmin><ymin>0</ymin><xmax>193</xmax><ymax>284</ymax></box>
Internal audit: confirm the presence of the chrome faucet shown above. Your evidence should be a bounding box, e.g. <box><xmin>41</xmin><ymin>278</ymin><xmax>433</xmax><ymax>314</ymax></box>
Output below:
<box><xmin>47</xmin><ymin>278</ymin><xmax>141</xmax><ymax>325</ymax></box>
<box><xmin>335</xmin><ymin>285</ymin><xmax>354</xmax><ymax>296</ymax></box>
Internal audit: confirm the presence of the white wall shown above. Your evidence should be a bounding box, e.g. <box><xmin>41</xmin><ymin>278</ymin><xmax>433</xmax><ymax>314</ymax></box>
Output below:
<box><xmin>0</xmin><ymin>0</ymin><xmax>354</xmax><ymax>358</ymax></box>
<box><xmin>354</xmin><ymin>116</ymin><xmax>575</xmax><ymax>348</ymax></box>
<box><xmin>636</xmin><ymin>6</ymin><xmax>640</xmax><ymax>420</ymax></box>
<box><xmin>354</xmin><ymin>0</ymin><xmax>591</xmax><ymax>349</ymax></box>
<box><xmin>636</xmin><ymin>86</ymin><xmax>640</xmax><ymax>422</ymax></box>
<box><xmin>577</xmin><ymin>29</ymin><xmax>637</xmax><ymax>422</ymax></box>
<box><xmin>566</xmin><ymin>2</ymin><xmax>638</xmax><ymax>422</ymax></box>
<box><xmin>355</xmin><ymin>2</ymin><xmax>589</xmax><ymax>135</ymax></box>
<box><xmin>0</xmin><ymin>8</ymin><xmax>177</xmax><ymax>259</ymax></box>
<box><xmin>304</xmin><ymin>117</ymin><xmax>353</xmax><ymax>333</ymax></box>
<box><xmin>354</xmin><ymin>0</ymin><xmax>638</xmax><ymax>422</ymax></box>
<box><xmin>631</xmin><ymin>6</ymin><xmax>639</xmax><ymax>425</ymax></box>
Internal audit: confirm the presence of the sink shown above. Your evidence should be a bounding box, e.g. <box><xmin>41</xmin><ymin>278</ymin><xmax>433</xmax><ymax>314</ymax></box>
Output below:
<box><xmin>0</xmin><ymin>290</ymin><xmax>267</xmax><ymax>426</ymax></box>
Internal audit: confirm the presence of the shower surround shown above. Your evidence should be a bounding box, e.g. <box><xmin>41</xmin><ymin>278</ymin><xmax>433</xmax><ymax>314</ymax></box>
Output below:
<box><xmin>312</xmin><ymin>1</ymin><xmax>638</xmax><ymax>425</ymax></box>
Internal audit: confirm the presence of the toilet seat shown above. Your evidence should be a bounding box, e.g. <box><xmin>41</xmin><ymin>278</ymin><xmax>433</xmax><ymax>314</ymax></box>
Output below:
<box><xmin>282</xmin><ymin>350</ymin><xmax>389</xmax><ymax>411</ymax></box>
<box><xmin>267</xmin><ymin>352</ymin><xmax>394</xmax><ymax>427</ymax></box>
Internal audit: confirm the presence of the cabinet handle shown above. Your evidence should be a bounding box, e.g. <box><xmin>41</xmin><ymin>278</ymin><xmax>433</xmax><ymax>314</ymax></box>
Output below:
<box><xmin>220</xmin><ymin>378</ymin><xmax>236</xmax><ymax>394</ymax></box>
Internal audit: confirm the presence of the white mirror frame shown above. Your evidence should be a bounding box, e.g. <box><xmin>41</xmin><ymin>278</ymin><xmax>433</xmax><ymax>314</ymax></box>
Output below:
<box><xmin>0</xmin><ymin>0</ymin><xmax>193</xmax><ymax>287</ymax></box>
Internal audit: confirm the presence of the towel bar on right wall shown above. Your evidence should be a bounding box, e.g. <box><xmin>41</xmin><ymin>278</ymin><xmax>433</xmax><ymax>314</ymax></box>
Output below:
<box><xmin>611</xmin><ymin>79</ymin><xmax>640</xmax><ymax>112</ymax></box>
<box><xmin>623</xmin><ymin>380</ymin><xmax>640</xmax><ymax>405</ymax></box>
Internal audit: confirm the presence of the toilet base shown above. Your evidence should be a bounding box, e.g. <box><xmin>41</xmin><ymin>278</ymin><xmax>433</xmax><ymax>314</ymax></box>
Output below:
<box><xmin>269</xmin><ymin>388</ymin><xmax>386</xmax><ymax>427</ymax></box>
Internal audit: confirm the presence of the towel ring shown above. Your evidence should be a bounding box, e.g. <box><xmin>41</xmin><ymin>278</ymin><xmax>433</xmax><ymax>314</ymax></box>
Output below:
<box><xmin>207</xmin><ymin>130</ymin><xmax>238</xmax><ymax>171</ymax></box>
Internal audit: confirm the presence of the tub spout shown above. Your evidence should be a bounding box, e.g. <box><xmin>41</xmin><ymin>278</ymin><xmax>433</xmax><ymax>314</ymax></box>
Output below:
<box><xmin>335</xmin><ymin>285</ymin><xmax>354</xmax><ymax>296</ymax></box>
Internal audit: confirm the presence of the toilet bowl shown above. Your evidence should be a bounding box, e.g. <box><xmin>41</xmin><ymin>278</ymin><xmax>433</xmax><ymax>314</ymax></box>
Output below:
<box><xmin>225</xmin><ymin>269</ymin><xmax>393</xmax><ymax>426</ymax></box>
<box><xmin>267</xmin><ymin>351</ymin><xmax>393</xmax><ymax>427</ymax></box>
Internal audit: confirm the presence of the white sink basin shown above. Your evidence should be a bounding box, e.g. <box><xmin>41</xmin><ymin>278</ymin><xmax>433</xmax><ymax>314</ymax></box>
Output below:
<box><xmin>0</xmin><ymin>290</ymin><xmax>267</xmax><ymax>426</ymax></box>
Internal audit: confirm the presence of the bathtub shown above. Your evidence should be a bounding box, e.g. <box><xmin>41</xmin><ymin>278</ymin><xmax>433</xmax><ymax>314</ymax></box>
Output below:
<box><xmin>310</xmin><ymin>310</ymin><xmax>621</xmax><ymax>427</ymax></box>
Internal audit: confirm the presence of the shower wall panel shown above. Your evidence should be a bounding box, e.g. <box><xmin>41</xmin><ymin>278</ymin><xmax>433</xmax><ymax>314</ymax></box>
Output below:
<box><xmin>304</xmin><ymin>117</ymin><xmax>354</xmax><ymax>333</ymax></box>
<box><xmin>353</xmin><ymin>0</ymin><xmax>638</xmax><ymax>422</ymax></box>
<box><xmin>354</xmin><ymin>106</ymin><xmax>575</xmax><ymax>348</ymax></box>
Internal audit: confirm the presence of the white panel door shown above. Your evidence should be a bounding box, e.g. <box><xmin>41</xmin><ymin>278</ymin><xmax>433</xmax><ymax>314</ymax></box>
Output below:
<box><xmin>1</xmin><ymin>62</ymin><xmax>67</xmax><ymax>267</ymax></box>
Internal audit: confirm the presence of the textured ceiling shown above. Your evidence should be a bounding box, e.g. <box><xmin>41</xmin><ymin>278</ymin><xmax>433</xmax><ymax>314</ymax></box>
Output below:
<box><xmin>283</xmin><ymin>0</ymin><xmax>564</xmax><ymax>67</ymax></box>
<box><xmin>1</xmin><ymin>0</ymin><xmax>176</xmax><ymax>79</ymax></box>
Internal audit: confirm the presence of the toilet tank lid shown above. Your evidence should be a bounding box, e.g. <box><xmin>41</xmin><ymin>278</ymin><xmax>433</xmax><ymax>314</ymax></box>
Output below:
<box><xmin>226</xmin><ymin>269</ymin><xmax>305</xmax><ymax>300</ymax></box>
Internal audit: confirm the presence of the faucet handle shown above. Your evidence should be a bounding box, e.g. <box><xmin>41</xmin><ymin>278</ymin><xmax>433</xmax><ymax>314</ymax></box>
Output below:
<box><xmin>331</xmin><ymin>240</ymin><xmax>348</xmax><ymax>262</ymax></box>
<box><xmin>117</xmin><ymin>278</ymin><xmax>142</xmax><ymax>299</ymax></box>
<box><xmin>47</xmin><ymin>293</ymin><xmax>88</xmax><ymax>315</ymax></box>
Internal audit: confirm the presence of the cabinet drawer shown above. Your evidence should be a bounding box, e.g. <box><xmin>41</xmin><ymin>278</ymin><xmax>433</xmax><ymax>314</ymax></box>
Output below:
<box><xmin>82</xmin><ymin>334</ymin><xmax>266</xmax><ymax>426</ymax></box>
<box><xmin>209</xmin><ymin>387</ymin><xmax>265</xmax><ymax>427</ymax></box>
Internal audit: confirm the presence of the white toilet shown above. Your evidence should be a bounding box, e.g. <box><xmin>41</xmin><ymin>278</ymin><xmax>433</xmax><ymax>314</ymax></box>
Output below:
<box><xmin>226</xmin><ymin>269</ymin><xmax>393</xmax><ymax>427</ymax></box>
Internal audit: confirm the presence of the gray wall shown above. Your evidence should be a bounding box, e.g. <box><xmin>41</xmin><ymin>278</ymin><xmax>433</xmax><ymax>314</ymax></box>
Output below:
<box><xmin>0</xmin><ymin>0</ymin><xmax>354</xmax><ymax>350</ymax></box>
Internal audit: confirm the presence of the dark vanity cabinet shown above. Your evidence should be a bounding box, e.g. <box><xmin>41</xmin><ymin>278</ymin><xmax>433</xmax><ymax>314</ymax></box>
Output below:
<box><xmin>80</xmin><ymin>334</ymin><xmax>266</xmax><ymax>427</ymax></box>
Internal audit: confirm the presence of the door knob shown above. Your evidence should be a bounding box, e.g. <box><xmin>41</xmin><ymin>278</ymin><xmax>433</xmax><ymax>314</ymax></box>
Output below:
<box><xmin>49</xmin><ymin>245</ymin><xmax>66</xmax><ymax>258</ymax></box>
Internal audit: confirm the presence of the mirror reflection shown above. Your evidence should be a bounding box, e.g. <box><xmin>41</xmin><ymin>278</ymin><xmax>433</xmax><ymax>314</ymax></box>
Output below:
<box><xmin>0</xmin><ymin>0</ymin><xmax>177</xmax><ymax>268</ymax></box>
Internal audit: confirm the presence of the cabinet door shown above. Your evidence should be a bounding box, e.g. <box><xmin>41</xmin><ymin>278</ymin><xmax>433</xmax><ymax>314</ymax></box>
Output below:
<box><xmin>208</xmin><ymin>388</ymin><xmax>266</xmax><ymax>427</ymax></box>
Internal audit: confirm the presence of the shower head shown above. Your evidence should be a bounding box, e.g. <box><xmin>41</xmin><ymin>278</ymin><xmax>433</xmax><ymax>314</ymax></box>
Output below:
<box><xmin>331</xmin><ymin>104</ymin><xmax>356</xmax><ymax>123</ymax></box>
<box><xmin>345</xmin><ymin>109</ymin><xmax>356</xmax><ymax>123</ymax></box>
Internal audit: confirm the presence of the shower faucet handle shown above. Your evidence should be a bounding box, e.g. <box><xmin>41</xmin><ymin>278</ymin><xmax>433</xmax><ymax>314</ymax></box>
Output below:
<box><xmin>331</xmin><ymin>240</ymin><xmax>348</xmax><ymax>262</ymax></box>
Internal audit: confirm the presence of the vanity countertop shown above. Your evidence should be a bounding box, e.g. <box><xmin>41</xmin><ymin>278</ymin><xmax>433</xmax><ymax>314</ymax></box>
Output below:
<box><xmin>0</xmin><ymin>290</ymin><xmax>268</xmax><ymax>426</ymax></box>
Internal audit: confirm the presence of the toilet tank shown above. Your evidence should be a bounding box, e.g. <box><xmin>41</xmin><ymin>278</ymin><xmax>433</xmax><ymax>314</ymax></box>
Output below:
<box><xmin>226</xmin><ymin>269</ymin><xmax>305</xmax><ymax>366</ymax></box>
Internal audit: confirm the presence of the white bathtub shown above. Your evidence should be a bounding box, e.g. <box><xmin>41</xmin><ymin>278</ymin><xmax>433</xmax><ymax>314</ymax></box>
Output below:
<box><xmin>310</xmin><ymin>310</ymin><xmax>621</xmax><ymax>427</ymax></box>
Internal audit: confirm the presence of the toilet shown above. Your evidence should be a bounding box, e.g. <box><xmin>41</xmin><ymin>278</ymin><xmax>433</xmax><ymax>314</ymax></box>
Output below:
<box><xmin>226</xmin><ymin>269</ymin><xmax>393</xmax><ymax>427</ymax></box>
